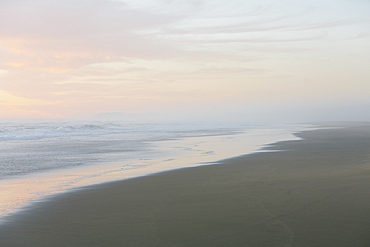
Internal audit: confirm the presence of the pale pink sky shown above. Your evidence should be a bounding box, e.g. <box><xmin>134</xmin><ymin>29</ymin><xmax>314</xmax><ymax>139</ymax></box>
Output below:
<box><xmin>1</xmin><ymin>0</ymin><xmax>369</xmax><ymax>121</ymax></box>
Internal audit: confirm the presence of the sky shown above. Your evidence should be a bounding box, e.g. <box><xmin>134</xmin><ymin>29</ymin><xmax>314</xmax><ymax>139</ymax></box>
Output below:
<box><xmin>0</xmin><ymin>0</ymin><xmax>369</xmax><ymax>122</ymax></box>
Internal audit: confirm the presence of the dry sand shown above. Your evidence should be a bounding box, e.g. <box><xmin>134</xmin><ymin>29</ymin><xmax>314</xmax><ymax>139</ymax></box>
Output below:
<box><xmin>1</xmin><ymin>124</ymin><xmax>370</xmax><ymax>246</ymax></box>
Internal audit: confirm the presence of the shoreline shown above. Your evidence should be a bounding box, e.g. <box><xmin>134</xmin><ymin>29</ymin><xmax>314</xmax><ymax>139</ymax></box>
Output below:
<box><xmin>0</xmin><ymin>124</ymin><xmax>305</xmax><ymax>219</ymax></box>
<box><xmin>2</xmin><ymin>123</ymin><xmax>370</xmax><ymax>246</ymax></box>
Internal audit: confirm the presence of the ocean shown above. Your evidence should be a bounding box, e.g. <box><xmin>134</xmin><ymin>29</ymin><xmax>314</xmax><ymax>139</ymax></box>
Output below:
<box><xmin>0</xmin><ymin>120</ymin><xmax>310</xmax><ymax>220</ymax></box>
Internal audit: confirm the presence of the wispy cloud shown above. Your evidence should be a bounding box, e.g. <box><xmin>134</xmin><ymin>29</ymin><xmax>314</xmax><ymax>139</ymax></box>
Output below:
<box><xmin>0</xmin><ymin>0</ymin><xmax>185</xmax><ymax>71</ymax></box>
<box><xmin>1</xmin><ymin>0</ymin><xmax>367</xmax><ymax>72</ymax></box>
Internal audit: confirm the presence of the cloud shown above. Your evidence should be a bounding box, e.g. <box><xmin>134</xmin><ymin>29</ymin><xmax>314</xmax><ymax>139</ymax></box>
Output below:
<box><xmin>0</xmin><ymin>90</ymin><xmax>60</xmax><ymax>108</ymax></box>
<box><xmin>192</xmin><ymin>67</ymin><xmax>266</xmax><ymax>75</ymax></box>
<box><xmin>0</xmin><ymin>0</ymin><xmax>184</xmax><ymax>71</ymax></box>
<box><xmin>1</xmin><ymin>0</ymin><xmax>367</xmax><ymax>72</ymax></box>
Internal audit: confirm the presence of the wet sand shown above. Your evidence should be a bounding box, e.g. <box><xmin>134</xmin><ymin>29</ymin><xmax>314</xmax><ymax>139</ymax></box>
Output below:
<box><xmin>1</xmin><ymin>124</ymin><xmax>370</xmax><ymax>246</ymax></box>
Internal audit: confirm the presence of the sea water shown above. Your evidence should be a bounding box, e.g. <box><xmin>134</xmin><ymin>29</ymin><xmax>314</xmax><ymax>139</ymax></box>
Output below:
<box><xmin>0</xmin><ymin>120</ymin><xmax>310</xmax><ymax>220</ymax></box>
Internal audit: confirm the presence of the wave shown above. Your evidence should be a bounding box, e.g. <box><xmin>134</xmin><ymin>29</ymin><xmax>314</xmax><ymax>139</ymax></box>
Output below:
<box><xmin>0</xmin><ymin>121</ymin><xmax>245</xmax><ymax>142</ymax></box>
<box><xmin>0</xmin><ymin>122</ymin><xmax>128</xmax><ymax>141</ymax></box>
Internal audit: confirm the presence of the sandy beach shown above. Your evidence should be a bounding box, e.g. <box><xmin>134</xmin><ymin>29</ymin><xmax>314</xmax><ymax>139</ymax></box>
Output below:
<box><xmin>1</xmin><ymin>124</ymin><xmax>370</xmax><ymax>246</ymax></box>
